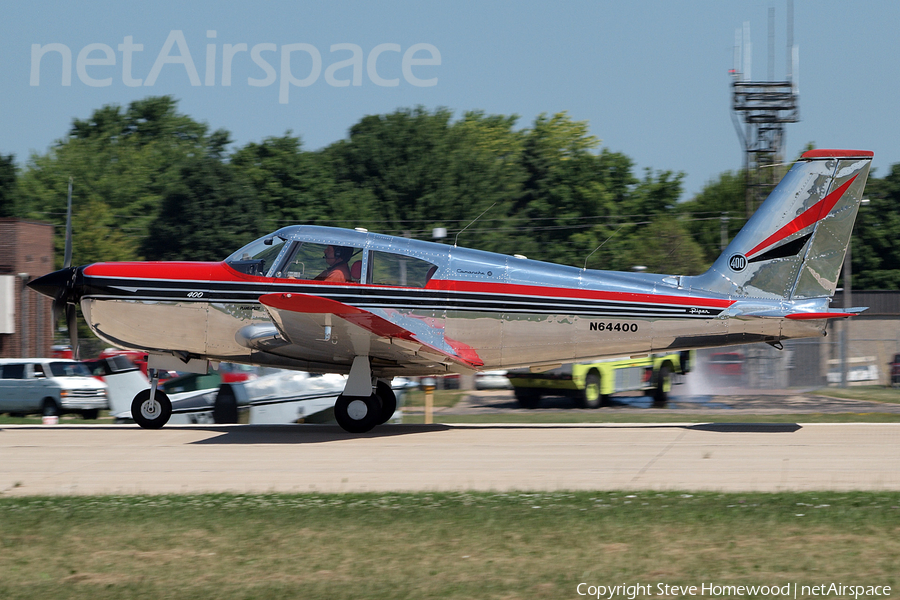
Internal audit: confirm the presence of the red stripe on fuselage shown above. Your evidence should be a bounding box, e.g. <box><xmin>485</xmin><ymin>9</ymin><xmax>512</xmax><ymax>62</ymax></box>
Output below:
<box><xmin>84</xmin><ymin>261</ymin><xmax>735</xmax><ymax>309</ymax></box>
<box><xmin>84</xmin><ymin>262</ymin><xmax>220</xmax><ymax>280</ymax></box>
<box><xmin>84</xmin><ymin>262</ymin><xmax>367</xmax><ymax>286</ymax></box>
<box><xmin>424</xmin><ymin>280</ymin><xmax>734</xmax><ymax>308</ymax></box>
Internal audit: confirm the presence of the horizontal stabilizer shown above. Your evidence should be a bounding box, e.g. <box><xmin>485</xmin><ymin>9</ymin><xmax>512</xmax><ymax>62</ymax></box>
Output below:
<box><xmin>736</xmin><ymin>307</ymin><xmax>867</xmax><ymax>319</ymax></box>
<box><xmin>784</xmin><ymin>311</ymin><xmax>861</xmax><ymax>320</ymax></box>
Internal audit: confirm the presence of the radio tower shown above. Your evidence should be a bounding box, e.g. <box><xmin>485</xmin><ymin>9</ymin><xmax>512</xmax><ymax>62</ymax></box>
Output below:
<box><xmin>731</xmin><ymin>0</ymin><xmax>799</xmax><ymax>217</ymax></box>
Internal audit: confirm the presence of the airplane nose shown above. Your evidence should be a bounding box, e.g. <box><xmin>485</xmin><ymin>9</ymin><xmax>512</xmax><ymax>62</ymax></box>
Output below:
<box><xmin>27</xmin><ymin>267</ymin><xmax>79</xmax><ymax>301</ymax></box>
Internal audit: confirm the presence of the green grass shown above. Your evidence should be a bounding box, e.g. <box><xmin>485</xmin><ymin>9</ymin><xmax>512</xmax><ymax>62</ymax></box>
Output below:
<box><xmin>0</xmin><ymin>492</ymin><xmax>897</xmax><ymax>600</ymax></box>
<box><xmin>402</xmin><ymin>388</ymin><xmax>469</xmax><ymax>408</ymax></box>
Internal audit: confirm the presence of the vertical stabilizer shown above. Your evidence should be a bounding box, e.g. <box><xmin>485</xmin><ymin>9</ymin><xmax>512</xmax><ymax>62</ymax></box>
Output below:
<box><xmin>688</xmin><ymin>149</ymin><xmax>872</xmax><ymax>300</ymax></box>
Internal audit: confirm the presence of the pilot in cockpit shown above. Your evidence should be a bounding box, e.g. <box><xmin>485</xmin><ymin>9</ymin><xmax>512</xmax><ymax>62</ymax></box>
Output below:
<box><xmin>314</xmin><ymin>245</ymin><xmax>353</xmax><ymax>282</ymax></box>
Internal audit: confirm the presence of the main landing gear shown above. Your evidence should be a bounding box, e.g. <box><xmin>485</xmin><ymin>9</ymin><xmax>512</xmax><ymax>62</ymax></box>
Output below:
<box><xmin>333</xmin><ymin>380</ymin><xmax>396</xmax><ymax>434</ymax></box>
<box><xmin>132</xmin><ymin>368</ymin><xmax>172</xmax><ymax>429</ymax></box>
<box><xmin>333</xmin><ymin>357</ymin><xmax>396</xmax><ymax>434</ymax></box>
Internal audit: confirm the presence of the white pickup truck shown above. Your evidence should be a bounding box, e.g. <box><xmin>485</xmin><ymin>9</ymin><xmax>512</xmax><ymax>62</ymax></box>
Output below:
<box><xmin>0</xmin><ymin>358</ymin><xmax>108</xmax><ymax>419</ymax></box>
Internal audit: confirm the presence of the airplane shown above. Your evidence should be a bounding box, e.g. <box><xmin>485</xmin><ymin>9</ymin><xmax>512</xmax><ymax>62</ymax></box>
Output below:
<box><xmin>28</xmin><ymin>149</ymin><xmax>872</xmax><ymax>433</ymax></box>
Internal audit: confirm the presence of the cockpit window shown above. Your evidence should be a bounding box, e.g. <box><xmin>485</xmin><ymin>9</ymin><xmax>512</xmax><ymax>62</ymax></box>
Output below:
<box><xmin>368</xmin><ymin>251</ymin><xmax>437</xmax><ymax>287</ymax></box>
<box><xmin>225</xmin><ymin>236</ymin><xmax>287</xmax><ymax>277</ymax></box>
<box><xmin>275</xmin><ymin>242</ymin><xmax>363</xmax><ymax>283</ymax></box>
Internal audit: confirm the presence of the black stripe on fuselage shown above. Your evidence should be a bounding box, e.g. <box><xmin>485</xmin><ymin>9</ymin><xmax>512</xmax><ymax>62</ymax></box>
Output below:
<box><xmin>81</xmin><ymin>276</ymin><xmax>725</xmax><ymax>318</ymax></box>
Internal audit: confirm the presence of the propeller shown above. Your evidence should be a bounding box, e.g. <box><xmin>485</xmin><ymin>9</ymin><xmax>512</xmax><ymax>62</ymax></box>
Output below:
<box><xmin>27</xmin><ymin>177</ymin><xmax>84</xmax><ymax>359</ymax></box>
<box><xmin>53</xmin><ymin>178</ymin><xmax>78</xmax><ymax>359</ymax></box>
<box><xmin>64</xmin><ymin>177</ymin><xmax>73</xmax><ymax>270</ymax></box>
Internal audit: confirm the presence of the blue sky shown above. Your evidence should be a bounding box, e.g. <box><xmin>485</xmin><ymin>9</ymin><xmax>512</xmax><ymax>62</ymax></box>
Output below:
<box><xmin>2</xmin><ymin>1</ymin><xmax>898</xmax><ymax>200</ymax></box>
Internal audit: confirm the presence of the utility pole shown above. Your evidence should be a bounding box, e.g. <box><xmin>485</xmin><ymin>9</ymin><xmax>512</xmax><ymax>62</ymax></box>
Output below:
<box><xmin>731</xmin><ymin>1</ymin><xmax>799</xmax><ymax>217</ymax></box>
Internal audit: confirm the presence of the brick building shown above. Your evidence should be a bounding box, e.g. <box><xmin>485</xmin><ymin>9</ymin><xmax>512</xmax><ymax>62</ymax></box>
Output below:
<box><xmin>0</xmin><ymin>218</ymin><xmax>55</xmax><ymax>358</ymax></box>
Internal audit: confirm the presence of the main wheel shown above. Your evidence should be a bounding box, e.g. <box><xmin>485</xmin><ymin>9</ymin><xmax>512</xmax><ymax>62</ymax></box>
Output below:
<box><xmin>653</xmin><ymin>363</ymin><xmax>673</xmax><ymax>405</ymax></box>
<box><xmin>374</xmin><ymin>380</ymin><xmax>397</xmax><ymax>425</ymax></box>
<box><xmin>131</xmin><ymin>389</ymin><xmax>172</xmax><ymax>429</ymax></box>
<box><xmin>81</xmin><ymin>409</ymin><xmax>99</xmax><ymax>420</ymax></box>
<box><xmin>334</xmin><ymin>394</ymin><xmax>381</xmax><ymax>433</ymax></box>
<box><xmin>579</xmin><ymin>370</ymin><xmax>606</xmax><ymax>409</ymax></box>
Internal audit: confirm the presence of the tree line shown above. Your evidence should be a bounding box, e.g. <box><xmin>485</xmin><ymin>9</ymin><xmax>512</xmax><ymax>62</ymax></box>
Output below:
<box><xmin>1</xmin><ymin>95</ymin><xmax>898</xmax><ymax>289</ymax></box>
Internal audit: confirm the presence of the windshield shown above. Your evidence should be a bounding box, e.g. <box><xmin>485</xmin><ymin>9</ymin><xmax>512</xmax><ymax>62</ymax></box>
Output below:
<box><xmin>225</xmin><ymin>236</ymin><xmax>287</xmax><ymax>277</ymax></box>
<box><xmin>49</xmin><ymin>362</ymin><xmax>92</xmax><ymax>377</ymax></box>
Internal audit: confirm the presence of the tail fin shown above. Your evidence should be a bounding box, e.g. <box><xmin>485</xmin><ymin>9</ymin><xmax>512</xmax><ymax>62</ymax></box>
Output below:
<box><xmin>689</xmin><ymin>149</ymin><xmax>872</xmax><ymax>300</ymax></box>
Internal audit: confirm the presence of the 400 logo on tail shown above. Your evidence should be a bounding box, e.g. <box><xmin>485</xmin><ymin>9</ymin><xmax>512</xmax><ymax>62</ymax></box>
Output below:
<box><xmin>729</xmin><ymin>254</ymin><xmax>747</xmax><ymax>272</ymax></box>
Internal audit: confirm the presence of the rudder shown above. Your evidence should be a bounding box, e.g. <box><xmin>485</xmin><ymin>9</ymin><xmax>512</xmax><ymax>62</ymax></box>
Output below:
<box><xmin>689</xmin><ymin>149</ymin><xmax>872</xmax><ymax>300</ymax></box>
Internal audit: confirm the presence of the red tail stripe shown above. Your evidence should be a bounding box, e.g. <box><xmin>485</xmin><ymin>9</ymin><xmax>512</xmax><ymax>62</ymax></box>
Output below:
<box><xmin>746</xmin><ymin>175</ymin><xmax>857</xmax><ymax>259</ymax></box>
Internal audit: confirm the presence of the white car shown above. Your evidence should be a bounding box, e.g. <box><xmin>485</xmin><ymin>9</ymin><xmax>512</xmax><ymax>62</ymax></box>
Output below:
<box><xmin>0</xmin><ymin>358</ymin><xmax>108</xmax><ymax>419</ymax></box>
<box><xmin>83</xmin><ymin>355</ymin><xmax>150</xmax><ymax>419</ymax></box>
<box><xmin>475</xmin><ymin>370</ymin><xmax>511</xmax><ymax>390</ymax></box>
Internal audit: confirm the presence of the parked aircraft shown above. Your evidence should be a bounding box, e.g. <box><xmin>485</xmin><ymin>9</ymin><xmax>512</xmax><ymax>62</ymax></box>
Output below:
<box><xmin>29</xmin><ymin>149</ymin><xmax>872</xmax><ymax>432</ymax></box>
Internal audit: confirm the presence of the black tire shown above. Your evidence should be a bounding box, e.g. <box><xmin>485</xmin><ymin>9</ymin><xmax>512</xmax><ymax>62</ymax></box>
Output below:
<box><xmin>653</xmin><ymin>363</ymin><xmax>673</xmax><ymax>405</ymax></box>
<box><xmin>579</xmin><ymin>370</ymin><xmax>606</xmax><ymax>409</ymax></box>
<box><xmin>81</xmin><ymin>409</ymin><xmax>99</xmax><ymax>420</ymax></box>
<box><xmin>41</xmin><ymin>398</ymin><xmax>59</xmax><ymax>417</ymax></box>
<box><xmin>131</xmin><ymin>389</ymin><xmax>172</xmax><ymax>429</ymax></box>
<box><xmin>334</xmin><ymin>394</ymin><xmax>381</xmax><ymax>433</ymax></box>
<box><xmin>213</xmin><ymin>385</ymin><xmax>239</xmax><ymax>424</ymax></box>
<box><xmin>374</xmin><ymin>380</ymin><xmax>397</xmax><ymax>425</ymax></box>
<box><xmin>514</xmin><ymin>389</ymin><xmax>541</xmax><ymax>409</ymax></box>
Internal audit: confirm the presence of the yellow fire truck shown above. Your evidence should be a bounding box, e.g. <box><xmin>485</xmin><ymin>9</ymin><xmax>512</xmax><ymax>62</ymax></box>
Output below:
<box><xmin>506</xmin><ymin>351</ymin><xmax>691</xmax><ymax>409</ymax></box>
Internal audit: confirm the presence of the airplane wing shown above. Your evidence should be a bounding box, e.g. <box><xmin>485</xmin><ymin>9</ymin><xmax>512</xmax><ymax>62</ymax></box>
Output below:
<box><xmin>255</xmin><ymin>292</ymin><xmax>483</xmax><ymax>374</ymax></box>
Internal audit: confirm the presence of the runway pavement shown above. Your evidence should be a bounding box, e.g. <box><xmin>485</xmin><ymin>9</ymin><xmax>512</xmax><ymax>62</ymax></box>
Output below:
<box><xmin>2</xmin><ymin>422</ymin><xmax>899</xmax><ymax>496</ymax></box>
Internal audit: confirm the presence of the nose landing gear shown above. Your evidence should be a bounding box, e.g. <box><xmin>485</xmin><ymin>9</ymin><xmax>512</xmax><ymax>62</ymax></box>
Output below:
<box><xmin>131</xmin><ymin>368</ymin><xmax>172</xmax><ymax>429</ymax></box>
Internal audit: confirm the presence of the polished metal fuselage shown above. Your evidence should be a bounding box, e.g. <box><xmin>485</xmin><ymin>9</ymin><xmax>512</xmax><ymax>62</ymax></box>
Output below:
<box><xmin>79</xmin><ymin>225</ymin><xmax>825</xmax><ymax>378</ymax></box>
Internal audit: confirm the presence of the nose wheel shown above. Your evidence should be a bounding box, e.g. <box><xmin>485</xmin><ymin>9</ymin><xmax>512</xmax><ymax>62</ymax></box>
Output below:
<box><xmin>132</xmin><ymin>389</ymin><xmax>172</xmax><ymax>428</ymax></box>
<box><xmin>131</xmin><ymin>368</ymin><xmax>172</xmax><ymax>429</ymax></box>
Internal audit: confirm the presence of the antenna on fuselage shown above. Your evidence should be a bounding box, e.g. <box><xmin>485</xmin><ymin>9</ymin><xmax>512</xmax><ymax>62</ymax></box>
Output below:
<box><xmin>582</xmin><ymin>224</ymin><xmax>625</xmax><ymax>271</ymax></box>
<box><xmin>453</xmin><ymin>203</ymin><xmax>496</xmax><ymax>247</ymax></box>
